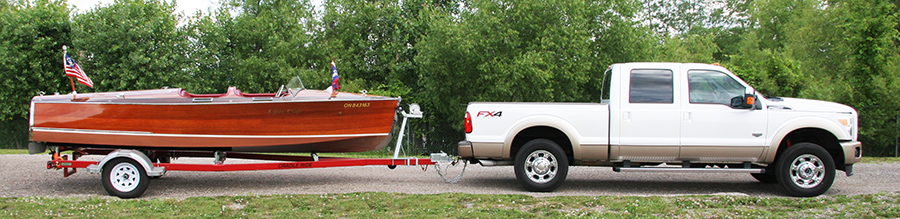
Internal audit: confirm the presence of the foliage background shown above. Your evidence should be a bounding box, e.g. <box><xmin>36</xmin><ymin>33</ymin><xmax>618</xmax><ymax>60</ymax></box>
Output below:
<box><xmin>1</xmin><ymin>0</ymin><xmax>898</xmax><ymax>156</ymax></box>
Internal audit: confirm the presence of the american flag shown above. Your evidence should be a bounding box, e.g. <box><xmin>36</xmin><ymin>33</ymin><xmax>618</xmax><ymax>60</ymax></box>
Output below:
<box><xmin>330</xmin><ymin>60</ymin><xmax>340</xmax><ymax>91</ymax></box>
<box><xmin>65</xmin><ymin>54</ymin><xmax>93</xmax><ymax>88</ymax></box>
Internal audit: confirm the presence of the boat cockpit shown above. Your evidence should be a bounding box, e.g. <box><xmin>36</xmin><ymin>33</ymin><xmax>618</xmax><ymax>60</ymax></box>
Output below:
<box><xmin>179</xmin><ymin>77</ymin><xmax>307</xmax><ymax>99</ymax></box>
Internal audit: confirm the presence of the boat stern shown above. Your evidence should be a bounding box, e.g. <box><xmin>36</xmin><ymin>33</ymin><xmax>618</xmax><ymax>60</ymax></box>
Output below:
<box><xmin>28</xmin><ymin>95</ymin><xmax>47</xmax><ymax>154</ymax></box>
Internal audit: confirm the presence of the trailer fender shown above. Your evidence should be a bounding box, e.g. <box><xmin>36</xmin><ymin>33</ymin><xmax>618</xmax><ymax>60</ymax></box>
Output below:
<box><xmin>86</xmin><ymin>150</ymin><xmax>166</xmax><ymax>177</ymax></box>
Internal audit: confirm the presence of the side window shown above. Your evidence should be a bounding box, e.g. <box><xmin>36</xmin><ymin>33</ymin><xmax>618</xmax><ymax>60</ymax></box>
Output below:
<box><xmin>688</xmin><ymin>70</ymin><xmax>745</xmax><ymax>105</ymax></box>
<box><xmin>629</xmin><ymin>69</ymin><xmax>673</xmax><ymax>103</ymax></box>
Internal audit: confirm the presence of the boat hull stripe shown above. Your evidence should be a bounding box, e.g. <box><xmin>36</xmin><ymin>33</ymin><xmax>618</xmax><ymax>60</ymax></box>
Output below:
<box><xmin>32</xmin><ymin>127</ymin><xmax>388</xmax><ymax>139</ymax></box>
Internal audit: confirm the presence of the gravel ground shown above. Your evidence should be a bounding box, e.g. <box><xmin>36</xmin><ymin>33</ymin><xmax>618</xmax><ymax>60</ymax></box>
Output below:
<box><xmin>1</xmin><ymin>154</ymin><xmax>897</xmax><ymax>199</ymax></box>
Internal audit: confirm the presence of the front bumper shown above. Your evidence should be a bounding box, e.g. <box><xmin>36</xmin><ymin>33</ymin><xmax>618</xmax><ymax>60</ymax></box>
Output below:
<box><xmin>841</xmin><ymin>141</ymin><xmax>862</xmax><ymax>177</ymax></box>
<box><xmin>841</xmin><ymin>141</ymin><xmax>862</xmax><ymax>165</ymax></box>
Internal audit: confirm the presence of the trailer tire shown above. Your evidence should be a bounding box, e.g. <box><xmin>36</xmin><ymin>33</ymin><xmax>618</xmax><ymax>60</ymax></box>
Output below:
<box><xmin>775</xmin><ymin>143</ymin><xmax>835</xmax><ymax>197</ymax></box>
<box><xmin>102</xmin><ymin>158</ymin><xmax>149</xmax><ymax>199</ymax></box>
<box><xmin>514</xmin><ymin>139</ymin><xmax>568</xmax><ymax>192</ymax></box>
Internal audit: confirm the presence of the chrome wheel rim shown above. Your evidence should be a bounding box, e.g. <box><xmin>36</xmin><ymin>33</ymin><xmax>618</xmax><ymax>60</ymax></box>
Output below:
<box><xmin>524</xmin><ymin>150</ymin><xmax>557</xmax><ymax>184</ymax></box>
<box><xmin>110</xmin><ymin>162</ymin><xmax>140</xmax><ymax>192</ymax></box>
<box><xmin>789</xmin><ymin>154</ymin><xmax>825</xmax><ymax>189</ymax></box>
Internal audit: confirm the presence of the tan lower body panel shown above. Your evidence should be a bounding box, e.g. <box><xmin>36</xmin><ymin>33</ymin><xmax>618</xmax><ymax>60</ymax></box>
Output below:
<box><xmin>611</xmin><ymin>145</ymin><xmax>764</xmax><ymax>163</ymax></box>
<box><xmin>471</xmin><ymin>142</ymin><xmax>505</xmax><ymax>159</ymax></box>
<box><xmin>578</xmin><ymin>145</ymin><xmax>608</xmax><ymax>161</ymax></box>
<box><xmin>679</xmin><ymin>146</ymin><xmax>764</xmax><ymax>162</ymax></box>
<box><xmin>612</xmin><ymin>145</ymin><xmax>679</xmax><ymax>162</ymax></box>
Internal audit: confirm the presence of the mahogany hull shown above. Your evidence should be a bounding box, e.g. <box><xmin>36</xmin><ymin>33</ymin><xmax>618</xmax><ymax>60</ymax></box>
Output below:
<box><xmin>30</xmin><ymin>88</ymin><xmax>400</xmax><ymax>152</ymax></box>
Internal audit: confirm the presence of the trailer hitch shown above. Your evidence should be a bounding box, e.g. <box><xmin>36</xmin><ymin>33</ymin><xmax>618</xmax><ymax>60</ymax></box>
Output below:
<box><xmin>432</xmin><ymin>152</ymin><xmax>467</xmax><ymax>183</ymax></box>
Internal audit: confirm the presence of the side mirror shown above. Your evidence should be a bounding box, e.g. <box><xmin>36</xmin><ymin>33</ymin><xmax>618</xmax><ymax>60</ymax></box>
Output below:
<box><xmin>730</xmin><ymin>94</ymin><xmax>756</xmax><ymax>109</ymax></box>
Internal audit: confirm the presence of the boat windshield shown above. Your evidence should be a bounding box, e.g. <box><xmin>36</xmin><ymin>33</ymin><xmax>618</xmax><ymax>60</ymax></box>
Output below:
<box><xmin>286</xmin><ymin>76</ymin><xmax>305</xmax><ymax>97</ymax></box>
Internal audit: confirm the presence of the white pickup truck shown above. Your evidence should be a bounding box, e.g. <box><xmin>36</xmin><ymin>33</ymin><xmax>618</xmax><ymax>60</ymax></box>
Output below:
<box><xmin>458</xmin><ymin>62</ymin><xmax>862</xmax><ymax>197</ymax></box>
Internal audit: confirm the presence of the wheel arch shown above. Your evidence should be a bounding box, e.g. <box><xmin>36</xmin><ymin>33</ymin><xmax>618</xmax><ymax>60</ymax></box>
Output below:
<box><xmin>767</xmin><ymin>128</ymin><xmax>846</xmax><ymax>169</ymax></box>
<box><xmin>505</xmin><ymin>116</ymin><xmax>579</xmax><ymax>163</ymax></box>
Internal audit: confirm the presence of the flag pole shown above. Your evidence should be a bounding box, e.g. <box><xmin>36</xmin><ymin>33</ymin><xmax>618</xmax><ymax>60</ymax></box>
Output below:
<box><xmin>63</xmin><ymin>45</ymin><xmax>76</xmax><ymax>99</ymax></box>
<box><xmin>69</xmin><ymin>78</ymin><xmax>75</xmax><ymax>94</ymax></box>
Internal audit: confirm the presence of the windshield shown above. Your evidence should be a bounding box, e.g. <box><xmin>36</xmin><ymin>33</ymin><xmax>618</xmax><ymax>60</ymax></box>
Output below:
<box><xmin>286</xmin><ymin>76</ymin><xmax>305</xmax><ymax>97</ymax></box>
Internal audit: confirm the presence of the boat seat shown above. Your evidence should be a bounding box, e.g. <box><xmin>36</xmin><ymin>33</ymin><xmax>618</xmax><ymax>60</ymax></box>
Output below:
<box><xmin>180</xmin><ymin>87</ymin><xmax>277</xmax><ymax>98</ymax></box>
<box><xmin>180</xmin><ymin>89</ymin><xmax>228</xmax><ymax>98</ymax></box>
<box><xmin>227</xmin><ymin>87</ymin><xmax>279</xmax><ymax>97</ymax></box>
<box><xmin>179</xmin><ymin>87</ymin><xmax>242</xmax><ymax>98</ymax></box>
<box><xmin>240</xmin><ymin>92</ymin><xmax>277</xmax><ymax>97</ymax></box>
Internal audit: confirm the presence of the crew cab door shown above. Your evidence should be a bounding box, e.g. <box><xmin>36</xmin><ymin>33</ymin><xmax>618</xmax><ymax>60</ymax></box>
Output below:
<box><xmin>614</xmin><ymin>64</ymin><xmax>682</xmax><ymax>161</ymax></box>
<box><xmin>679</xmin><ymin>66</ymin><xmax>767</xmax><ymax>161</ymax></box>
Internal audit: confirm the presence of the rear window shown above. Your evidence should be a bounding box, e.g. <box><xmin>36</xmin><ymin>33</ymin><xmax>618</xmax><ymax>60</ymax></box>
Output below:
<box><xmin>629</xmin><ymin>69</ymin><xmax>674</xmax><ymax>103</ymax></box>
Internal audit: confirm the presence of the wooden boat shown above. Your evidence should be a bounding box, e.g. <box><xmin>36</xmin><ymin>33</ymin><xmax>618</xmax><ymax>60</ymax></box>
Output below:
<box><xmin>29</xmin><ymin>78</ymin><xmax>400</xmax><ymax>153</ymax></box>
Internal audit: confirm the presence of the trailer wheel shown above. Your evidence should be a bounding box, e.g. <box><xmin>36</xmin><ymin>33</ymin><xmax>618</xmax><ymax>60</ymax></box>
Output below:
<box><xmin>101</xmin><ymin>158</ymin><xmax>149</xmax><ymax>199</ymax></box>
<box><xmin>514</xmin><ymin>139</ymin><xmax>568</xmax><ymax>192</ymax></box>
<box><xmin>775</xmin><ymin>143</ymin><xmax>835</xmax><ymax>197</ymax></box>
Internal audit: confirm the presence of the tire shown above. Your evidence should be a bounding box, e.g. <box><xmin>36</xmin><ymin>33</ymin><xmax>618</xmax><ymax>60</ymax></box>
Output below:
<box><xmin>514</xmin><ymin>139</ymin><xmax>568</xmax><ymax>192</ymax></box>
<box><xmin>774</xmin><ymin>143</ymin><xmax>835</xmax><ymax>197</ymax></box>
<box><xmin>101</xmin><ymin>158</ymin><xmax>149</xmax><ymax>199</ymax></box>
<box><xmin>751</xmin><ymin>173</ymin><xmax>777</xmax><ymax>184</ymax></box>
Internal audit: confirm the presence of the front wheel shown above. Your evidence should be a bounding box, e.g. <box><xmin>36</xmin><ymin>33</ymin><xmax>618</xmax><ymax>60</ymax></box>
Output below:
<box><xmin>101</xmin><ymin>158</ymin><xmax>149</xmax><ymax>199</ymax></box>
<box><xmin>514</xmin><ymin>139</ymin><xmax>568</xmax><ymax>192</ymax></box>
<box><xmin>774</xmin><ymin>143</ymin><xmax>835</xmax><ymax>197</ymax></box>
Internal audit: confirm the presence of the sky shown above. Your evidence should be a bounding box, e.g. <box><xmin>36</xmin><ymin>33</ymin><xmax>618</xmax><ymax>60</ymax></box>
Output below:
<box><xmin>67</xmin><ymin>0</ymin><xmax>219</xmax><ymax>15</ymax></box>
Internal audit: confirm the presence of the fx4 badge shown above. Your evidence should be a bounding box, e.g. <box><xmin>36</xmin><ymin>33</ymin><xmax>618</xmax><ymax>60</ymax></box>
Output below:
<box><xmin>476</xmin><ymin>111</ymin><xmax>502</xmax><ymax>118</ymax></box>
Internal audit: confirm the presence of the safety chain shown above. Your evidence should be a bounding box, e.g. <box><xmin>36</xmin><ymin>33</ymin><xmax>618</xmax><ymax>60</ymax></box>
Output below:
<box><xmin>434</xmin><ymin>158</ymin><xmax>467</xmax><ymax>183</ymax></box>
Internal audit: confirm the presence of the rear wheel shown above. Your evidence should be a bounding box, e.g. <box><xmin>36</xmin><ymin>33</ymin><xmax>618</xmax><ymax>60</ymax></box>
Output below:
<box><xmin>514</xmin><ymin>139</ymin><xmax>568</xmax><ymax>192</ymax></box>
<box><xmin>774</xmin><ymin>143</ymin><xmax>835</xmax><ymax>197</ymax></box>
<box><xmin>101</xmin><ymin>158</ymin><xmax>149</xmax><ymax>198</ymax></box>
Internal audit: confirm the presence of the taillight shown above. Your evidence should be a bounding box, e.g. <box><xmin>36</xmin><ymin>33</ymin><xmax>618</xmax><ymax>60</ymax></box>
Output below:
<box><xmin>465</xmin><ymin>112</ymin><xmax>473</xmax><ymax>133</ymax></box>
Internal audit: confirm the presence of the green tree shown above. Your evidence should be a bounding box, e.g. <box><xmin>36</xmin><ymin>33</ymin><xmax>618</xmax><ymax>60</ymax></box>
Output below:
<box><xmin>71</xmin><ymin>0</ymin><xmax>190</xmax><ymax>92</ymax></box>
<box><xmin>0</xmin><ymin>0</ymin><xmax>72</xmax><ymax>120</ymax></box>
<box><xmin>415</xmin><ymin>0</ymin><xmax>649</xmax><ymax>152</ymax></box>
<box><xmin>319</xmin><ymin>0</ymin><xmax>406</xmax><ymax>93</ymax></box>
<box><xmin>0</xmin><ymin>0</ymin><xmax>71</xmax><ymax>148</ymax></box>
<box><xmin>181</xmin><ymin>9</ymin><xmax>232</xmax><ymax>93</ymax></box>
<box><xmin>832</xmin><ymin>0</ymin><xmax>900</xmax><ymax>156</ymax></box>
<box><xmin>199</xmin><ymin>0</ymin><xmax>320</xmax><ymax>94</ymax></box>
<box><xmin>724</xmin><ymin>0</ymin><xmax>817</xmax><ymax>98</ymax></box>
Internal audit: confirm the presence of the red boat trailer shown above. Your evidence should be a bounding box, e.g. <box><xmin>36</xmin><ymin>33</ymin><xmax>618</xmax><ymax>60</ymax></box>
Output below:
<box><xmin>45</xmin><ymin>148</ymin><xmax>456</xmax><ymax>198</ymax></box>
<box><xmin>48</xmin><ymin>148</ymin><xmax>442</xmax><ymax>172</ymax></box>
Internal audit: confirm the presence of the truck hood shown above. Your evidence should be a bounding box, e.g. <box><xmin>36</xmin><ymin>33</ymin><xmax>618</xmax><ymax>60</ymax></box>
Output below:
<box><xmin>765</xmin><ymin>97</ymin><xmax>856</xmax><ymax>114</ymax></box>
